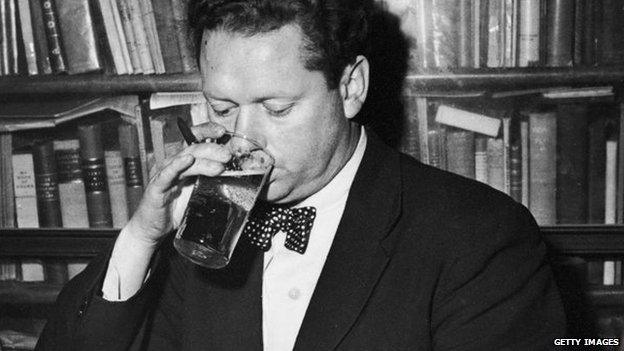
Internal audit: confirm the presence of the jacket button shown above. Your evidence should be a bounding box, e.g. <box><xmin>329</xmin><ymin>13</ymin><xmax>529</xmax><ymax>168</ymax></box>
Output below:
<box><xmin>77</xmin><ymin>297</ymin><xmax>89</xmax><ymax>317</ymax></box>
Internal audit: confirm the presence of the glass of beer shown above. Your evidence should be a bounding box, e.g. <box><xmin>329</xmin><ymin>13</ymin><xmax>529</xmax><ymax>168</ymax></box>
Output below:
<box><xmin>173</xmin><ymin>132</ymin><xmax>274</xmax><ymax>269</ymax></box>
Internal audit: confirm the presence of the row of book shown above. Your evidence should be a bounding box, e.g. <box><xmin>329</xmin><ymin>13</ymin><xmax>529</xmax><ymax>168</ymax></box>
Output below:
<box><xmin>401</xmin><ymin>91</ymin><xmax>624</xmax><ymax>226</ymax></box>
<box><xmin>587</xmin><ymin>259</ymin><xmax>624</xmax><ymax>287</ymax></box>
<box><xmin>0</xmin><ymin>0</ymin><xmax>197</xmax><ymax>77</ymax></box>
<box><xmin>0</xmin><ymin>258</ymin><xmax>88</xmax><ymax>284</ymax></box>
<box><xmin>377</xmin><ymin>0</ymin><xmax>624</xmax><ymax>71</ymax></box>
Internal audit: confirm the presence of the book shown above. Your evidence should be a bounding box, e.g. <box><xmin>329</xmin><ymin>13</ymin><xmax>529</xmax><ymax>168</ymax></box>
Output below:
<box><xmin>475</xmin><ymin>135</ymin><xmax>488</xmax><ymax>184</ymax></box>
<box><xmin>0</xmin><ymin>132</ymin><xmax>15</xmax><ymax>227</ymax></box>
<box><xmin>8</xmin><ymin>0</ymin><xmax>17</xmax><ymax>74</ymax></box>
<box><xmin>509</xmin><ymin>142</ymin><xmax>522</xmax><ymax>202</ymax></box>
<box><xmin>29</xmin><ymin>0</ymin><xmax>52</xmax><ymax>74</ymax></box>
<box><xmin>32</xmin><ymin>140</ymin><xmax>62</xmax><ymax>227</ymax></box>
<box><xmin>446</xmin><ymin>128</ymin><xmax>475</xmax><ymax>179</ymax></box>
<box><xmin>486</xmin><ymin>136</ymin><xmax>505</xmax><ymax>193</ymax></box>
<box><xmin>556</xmin><ymin>104</ymin><xmax>588</xmax><ymax>224</ymax></box>
<box><xmin>124</xmin><ymin>0</ymin><xmax>154</xmax><ymax>74</ymax></box>
<box><xmin>587</xmin><ymin>109</ymin><xmax>607</xmax><ymax>224</ymax></box>
<box><xmin>435</xmin><ymin>104</ymin><xmax>501</xmax><ymax>137</ymax></box>
<box><xmin>67</xmin><ymin>260</ymin><xmax>88</xmax><ymax>280</ymax></box>
<box><xmin>118</xmin><ymin>122</ymin><xmax>143</xmax><ymax>216</ymax></box>
<box><xmin>605</xmin><ymin>137</ymin><xmax>618</xmax><ymax>225</ymax></box>
<box><xmin>117</xmin><ymin>0</ymin><xmax>143</xmax><ymax>73</ymax></box>
<box><xmin>170</xmin><ymin>0</ymin><xmax>197</xmax><ymax>72</ymax></box>
<box><xmin>398</xmin><ymin>91</ymin><xmax>420</xmax><ymax>159</ymax></box>
<box><xmin>138</xmin><ymin>0</ymin><xmax>164</xmax><ymax>73</ymax></box>
<box><xmin>430</xmin><ymin>0</ymin><xmax>459</xmax><ymax>69</ymax></box>
<box><xmin>53</xmin><ymin>139</ymin><xmax>89</xmax><ymax>228</ymax></box>
<box><xmin>471</xmin><ymin>0</ymin><xmax>488</xmax><ymax>68</ymax></box>
<box><xmin>11</xmin><ymin>150</ymin><xmax>38</xmax><ymax>227</ymax></box>
<box><xmin>517</xmin><ymin>0</ymin><xmax>540</xmax><ymax>67</ymax></box>
<box><xmin>520</xmin><ymin>118</ymin><xmax>529</xmax><ymax>207</ymax></box>
<box><xmin>149</xmin><ymin>105</ymin><xmax>190</xmax><ymax>165</ymax></box>
<box><xmin>544</xmin><ymin>0</ymin><xmax>574</xmax><ymax>67</ymax></box>
<box><xmin>1</xmin><ymin>0</ymin><xmax>8</xmax><ymax>75</ymax></box>
<box><xmin>502</xmin><ymin>0</ymin><xmax>517</xmax><ymax>67</ymax></box>
<box><xmin>151</xmin><ymin>0</ymin><xmax>182</xmax><ymax>73</ymax></box>
<box><xmin>16</xmin><ymin>0</ymin><xmax>38</xmax><ymax>75</ymax></box>
<box><xmin>78</xmin><ymin>123</ymin><xmax>113</xmax><ymax>228</ymax></box>
<box><xmin>39</xmin><ymin>0</ymin><xmax>67</xmax><ymax>73</ymax></box>
<box><xmin>458</xmin><ymin>0</ymin><xmax>472</xmax><ymax>68</ymax></box>
<box><xmin>108</xmin><ymin>0</ymin><xmax>133</xmax><ymax>73</ymax></box>
<box><xmin>95</xmin><ymin>0</ymin><xmax>129</xmax><ymax>75</ymax></box>
<box><xmin>529</xmin><ymin>111</ymin><xmax>557</xmax><ymax>225</ymax></box>
<box><xmin>487</xmin><ymin>0</ymin><xmax>503</xmax><ymax>67</ymax></box>
<box><xmin>20</xmin><ymin>259</ymin><xmax>44</xmax><ymax>282</ymax></box>
<box><xmin>55</xmin><ymin>0</ymin><xmax>103</xmax><ymax>74</ymax></box>
<box><xmin>597</xmin><ymin>0</ymin><xmax>624</xmax><ymax>65</ymax></box>
<box><xmin>103</xmin><ymin>121</ymin><xmax>129</xmax><ymax>228</ymax></box>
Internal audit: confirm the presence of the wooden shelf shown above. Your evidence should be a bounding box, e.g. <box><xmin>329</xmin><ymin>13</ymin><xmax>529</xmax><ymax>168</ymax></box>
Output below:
<box><xmin>0</xmin><ymin>281</ymin><xmax>61</xmax><ymax>305</ymax></box>
<box><xmin>406</xmin><ymin>66</ymin><xmax>624</xmax><ymax>92</ymax></box>
<box><xmin>0</xmin><ymin>73</ymin><xmax>202</xmax><ymax>95</ymax></box>
<box><xmin>542</xmin><ymin>225</ymin><xmax>624</xmax><ymax>255</ymax></box>
<box><xmin>0</xmin><ymin>229</ymin><xmax>118</xmax><ymax>258</ymax></box>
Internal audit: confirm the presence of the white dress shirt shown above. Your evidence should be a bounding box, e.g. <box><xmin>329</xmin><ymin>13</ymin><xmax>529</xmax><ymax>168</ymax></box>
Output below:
<box><xmin>262</xmin><ymin>128</ymin><xmax>367</xmax><ymax>351</ymax></box>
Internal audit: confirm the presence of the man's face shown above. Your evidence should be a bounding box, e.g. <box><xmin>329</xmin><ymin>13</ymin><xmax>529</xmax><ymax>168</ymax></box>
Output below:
<box><xmin>200</xmin><ymin>24</ymin><xmax>358</xmax><ymax>204</ymax></box>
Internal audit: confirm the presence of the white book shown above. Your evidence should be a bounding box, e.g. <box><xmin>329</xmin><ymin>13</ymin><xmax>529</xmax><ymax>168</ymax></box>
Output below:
<box><xmin>98</xmin><ymin>0</ymin><xmax>128</xmax><ymax>74</ymax></box>
<box><xmin>604</xmin><ymin>260</ymin><xmax>616</xmax><ymax>286</ymax></box>
<box><xmin>435</xmin><ymin>105</ymin><xmax>501</xmax><ymax>137</ymax></box>
<box><xmin>67</xmin><ymin>261</ymin><xmax>89</xmax><ymax>280</ymax></box>
<box><xmin>517</xmin><ymin>0</ymin><xmax>540</xmax><ymax>67</ymax></box>
<box><xmin>105</xmin><ymin>150</ymin><xmax>129</xmax><ymax>228</ymax></box>
<box><xmin>12</xmin><ymin>153</ymin><xmax>39</xmax><ymax>227</ymax></box>
<box><xmin>605</xmin><ymin>139</ymin><xmax>618</xmax><ymax>224</ymax></box>
<box><xmin>20</xmin><ymin>259</ymin><xmax>45</xmax><ymax>282</ymax></box>
<box><xmin>16</xmin><ymin>0</ymin><xmax>37</xmax><ymax>75</ymax></box>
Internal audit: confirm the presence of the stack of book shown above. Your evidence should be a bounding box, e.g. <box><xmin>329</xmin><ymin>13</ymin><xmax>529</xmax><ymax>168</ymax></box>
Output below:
<box><xmin>377</xmin><ymin>0</ymin><xmax>624</xmax><ymax>71</ymax></box>
<box><xmin>0</xmin><ymin>0</ymin><xmax>197</xmax><ymax>77</ymax></box>
<box><xmin>403</xmin><ymin>90</ymin><xmax>623</xmax><ymax>227</ymax></box>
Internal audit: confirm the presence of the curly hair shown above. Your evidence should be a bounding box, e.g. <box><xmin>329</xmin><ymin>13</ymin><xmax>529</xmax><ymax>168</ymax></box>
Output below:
<box><xmin>189</xmin><ymin>0</ymin><xmax>372</xmax><ymax>89</ymax></box>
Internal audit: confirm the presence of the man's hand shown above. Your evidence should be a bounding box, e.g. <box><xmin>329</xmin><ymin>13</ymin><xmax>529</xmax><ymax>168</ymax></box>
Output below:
<box><xmin>102</xmin><ymin>121</ymin><xmax>230</xmax><ymax>301</ymax></box>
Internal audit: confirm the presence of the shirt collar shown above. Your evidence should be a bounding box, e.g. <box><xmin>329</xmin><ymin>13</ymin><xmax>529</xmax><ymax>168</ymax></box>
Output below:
<box><xmin>296</xmin><ymin>126</ymin><xmax>367</xmax><ymax>212</ymax></box>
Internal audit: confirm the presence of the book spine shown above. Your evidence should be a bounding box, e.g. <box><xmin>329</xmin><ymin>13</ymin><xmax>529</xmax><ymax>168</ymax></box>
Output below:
<box><xmin>11</xmin><ymin>152</ymin><xmax>39</xmax><ymax>227</ymax></box>
<box><xmin>20</xmin><ymin>259</ymin><xmax>45</xmax><ymax>281</ymax></box>
<box><xmin>119</xmin><ymin>122</ymin><xmax>144</xmax><ymax>216</ymax></box>
<box><xmin>509</xmin><ymin>143</ymin><xmax>522</xmax><ymax>202</ymax></box>
<box><xmin>151</xmin><ymin>0</ymin><xmax>182</xmax><ymax>73</ymax></box>
<box><xmin>17</xmin><ymin>0</ymin><xmax>38</xmax><ymax>75</ymax></box>
<box><xmin>399</xmin><ymin>92</ymin><xmax>420</xmax><ymax>159</ymax></box>
<box><xmin>475</xmin><ymin>135</ymin><xmax>488</xmax><ymax>184</ymax></box>
<box><xmin>1</xmin><ymin>132</ymin><xmax>15</xmax><ymax>227</ymax></box>
<box><xmin>39</xmin><ymin>0</ymin><xmax>67</xmax><ymax>73</ymax></box>
<box><xmin>1</xmin><ymin>0</ymin><xmax>7</xmax><ymax>75</ymax></box>
<box><xmin>572</xmin><ymin>0</ymin><xmax>584</xmax><ymax>66</ymax></box>
<box><xmin>545</xmin><ymin>0</ymin><xmax>574</xmax><ymax>67</ymax></box>
<box><xmin>138</xmin><ymin>0</ymin><xmax>164</xmax><ymax>73</ymax></box>
<box><xmin>9</xmin><ymin>0</ymin><xmax>17</xmax><ymax>74</ymax></box>
<box><xmin>430</xmin><ymin>0</ymin><xmax>459</xmax><ymax>69</ymax></box>
<box><xmin>170</xmin><ymin>0</ymin><xmax>197</xmax><ymax>72</ymax></box>
<box><xmin>458</xmin><ymin>0</ymin><xmax>472</xmax><ymax>68</ymax></box>
<box><xmin>556</xmin><ymin>104</ymin><xmax>588</xmax><ymax>224</ymax></box>
<box><xmin>446</xmin><ymin>128</ymin><xmax>475</xmax><ymax>179</ymax></box>
<box><xmin>32</xmin><ymin>140</ymin><xmax>62</xmax><ymax>227</ymax></box>
<box><xmin>95</xmin><ymin>0</ymin><xmax>128</xmax><ymax>74</ymax></box>
<box><xmin>588</xmin><ymin>109</ymin><xmax>607</xmax><ymax>224</ymax></box>
<box><xmin>487</xmin><ymin>0</ymin><xmax>503</xmax><ymax>67</ymax></box>
<box><xmin>502</xmin><ymin>0</ymin><xmax>516</xmax><ymax>67</ymax></box>
<box><xmin>105</xmin><ymin>149</ymin><xmax>129</xmax><ymax>228</ymax></box>
<box><xmin>117</xmin><ymin>0</ymin><xmax>143</xmax><ymax>73</ymax></box>
<box><xmin>472</xmin><ymin>0</ymin><xmax>481</xmax><ymax>68</ymax></box>
<box><xmin>520</xmin><ymin>118</ymin><xmax>529</xmax><ymax>207</ymax></box>
<box><xmin>618</xmin><ymin>103</ymin><xmax>624</xmax><ymax>224</ymax></box>
<box><xmin>108</xmin><ymin>0</ymin><xmax>133</xmax><ymax>73</ymax></box>
<box><xmin>29</xmin><ymin>0</ymin><xmax>52</xmax><ymax>74</ymax></box>
<box><xmin>517</xmin><ymin>0</ymin><xmax>540</xmax><ymax>67</ymax></box>
<box><xmin>78</xmin><ymin>123</ymin><xmax>113</xmax><ymax>228</ymax></box>
<box><xmin>54</xmin><ymin>139</ymin><xmax>89</xmax><ymax>228</ymax></box>
<box><xmin>581</xmin><ymin>0</ymin><xmax>596</xmax><ymax>66</ymax></box>
<box><xmin>486</xmin><ymin>137</ymin><xmax>505</xmax><ymax>193</ymax></box>
<box><xmin>55</xmin><ymin>0</ymin><xmax>102</xmax><ymax>74</ymax></box>
<box><xmin>125</xmin><ymin>0</ymin><xmax>154</xmax><ymax>74</ymax></box>
<box><xmin>605</xmin><ymin>138</ymin><xmax>618</xmax><ymax>224</ymax></box>
<box><xmin>529</xmin><ymin>111</ymin><xmax>557</xmax><ymax>225</ymax></box>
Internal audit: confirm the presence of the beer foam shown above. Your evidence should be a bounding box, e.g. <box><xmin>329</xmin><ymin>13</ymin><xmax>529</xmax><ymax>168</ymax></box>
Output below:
<box><xmin>221</xmin><ymin>169</ymin><xmax>265</xmax><ymax>177</ymax></box>
<box><xmin>221</xmin><ymin>184</ymin><xmax>258</xmax><ymax>211</ymax></box>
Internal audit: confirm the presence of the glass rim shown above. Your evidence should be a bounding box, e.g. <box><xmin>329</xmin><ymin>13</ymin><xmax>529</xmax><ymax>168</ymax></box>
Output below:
<box><xmin>220</xmin><ymin>130</ymin><xmax>275</xmax><ymax>164</ymax></box>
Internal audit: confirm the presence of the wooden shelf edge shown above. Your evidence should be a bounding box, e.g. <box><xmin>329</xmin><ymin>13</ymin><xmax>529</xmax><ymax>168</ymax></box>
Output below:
<box><xmin>0</xmin><ymin>229</ymin><xmax>118</xmax><ymax>258</ymax></box>
<box><xmin>0</xmin><ymin>281</ymin><xmax>62</xmax><ymax>304</ymax></box>
<box><xmin>0</xmin><ymin>73</ymin><xmax>203</xmax><ymax>94</ymax></box>
<box><xmin>542</xmin><ymin>225</ymin><xmax>624</xmax><ymax>255</ymax></box>
<box><xmin>406</xmin><ymin>66</ymin><xmax>624</xmax><ymax>92</ymax></box>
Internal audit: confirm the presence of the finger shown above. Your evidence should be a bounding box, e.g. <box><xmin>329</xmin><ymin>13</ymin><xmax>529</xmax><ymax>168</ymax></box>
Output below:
<box><xmin>151</xmin><ymin>154</ymin><xmax>196</xmax><ymax>191</ymax></box>
<box><xmin>190</xmin><ymin>122</ymin><xmax>227</xmax><ymax>142</ymax></box>
<box><xmin>178</xmin><ymin>158</ymin><xmax>225</xmax><ymax>178</ymax></box>
<box><xmin>179</xmin><ymin>142</ymin><xmax>232</xmax><ymax>163</ymax></box>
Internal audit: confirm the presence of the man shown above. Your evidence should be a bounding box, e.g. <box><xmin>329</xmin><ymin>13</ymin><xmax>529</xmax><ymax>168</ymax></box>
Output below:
<box><xmin>35</xmin><ymin>1</ymin><xmax>565</xmax><ymax>350</ymax></box>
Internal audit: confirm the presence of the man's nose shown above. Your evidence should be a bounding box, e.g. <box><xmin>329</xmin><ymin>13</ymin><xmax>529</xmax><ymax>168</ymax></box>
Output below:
<box><xmin>233</xmin><ymin>106</ymin><xmax>266</xmax><ymax>148</ymax></box>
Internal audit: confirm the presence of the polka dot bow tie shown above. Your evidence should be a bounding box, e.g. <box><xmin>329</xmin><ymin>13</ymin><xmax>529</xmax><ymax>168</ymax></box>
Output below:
<box><xmin>243</xmin><ymin>206</ymin><xmax>317</xmax><ymax>254</ymax></box>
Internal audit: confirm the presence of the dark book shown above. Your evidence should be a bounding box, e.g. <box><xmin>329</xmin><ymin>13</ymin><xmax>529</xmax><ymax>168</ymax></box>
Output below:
<box><xmin>170</xmin><ymin>0</ymin><xmax>197</xmax><ymax>72</ymax></box>
<box><xmin>119</xmin><ymin>122</ymin><xmax>144</xmax><ymax>217</ymax></box>
<box><xmin>29</xmin><ymin>0</ymin><xmax>52</xmax><ymax>74</ymax></box>
<box><xmin>556</xmin><ymin>103</ymin><xmax>588</xmax><ymax>224</ymax></box>
<box><xmin>573</xmin><ymin>0</ymin><xmax>597</xmax><ymax>66</ymax></box>
<box><xmin>597</xmin><ymin>0</ymin><xmax>624</xmax><ymax>65</ymax></box>
<box><xmin>509</xmin><ymin>143</ymin><xmax>522</xmax><ymax>203</ymax></box>
<box><xmin>39</xmin><ymin>0</ymin><xmax>67</xmax><ymax>73</ymax></box>
<box><xmin>55</xmin><ymin>0</ymin><xmax>102</xmax><ymax>74</ymax></box>
<box><xmin>587</xmin><ymin>106</ymin><xmax>608</xmax><ymax>224</ymax></box>
<box><xmin>32</xmin><ymin>140</ymin><xmax>62</xmax><ymax>227</ymax></box>
<box><xmin>545</xmin><ymin>0</ymin><xmax>574</xmax><ymax>67</ymax></box>
<box><xmin>90</xmin><ymin>0</ymin><xmax>118</xmax><ymax>75</ymax></box>
<box><xmin>78</xmin><ymin>123</ymin><xmax>113</xmax><ymax>228</ymax></box>
<box><xmin>152</xmin><ymin>0</ymin><xmax>183</xmax><ymax>73</ymax></box>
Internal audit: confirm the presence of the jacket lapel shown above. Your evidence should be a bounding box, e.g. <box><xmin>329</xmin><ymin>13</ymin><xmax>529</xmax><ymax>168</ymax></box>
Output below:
<box><xmin>294</xmin><ymin>133</ymin><xmax>403</xmax><ymax>351</ymax></box>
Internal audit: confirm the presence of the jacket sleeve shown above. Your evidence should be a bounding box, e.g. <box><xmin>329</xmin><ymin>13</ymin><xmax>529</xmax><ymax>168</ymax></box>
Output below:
<box><xmin>34</xmin><ymin>239</ymin><xmax>184</xmax><ymax>351</ymax></box>
<box><xmin>430</xmin><ymin>200</ymin><xmax>566</xmax><ymax>351</ymax></box>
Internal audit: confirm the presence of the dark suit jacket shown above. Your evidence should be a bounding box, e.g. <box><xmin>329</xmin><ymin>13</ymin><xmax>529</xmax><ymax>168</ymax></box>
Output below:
<box><xmin>35</xmin><ymin>133</ymin><xmax>566</xmax><ymax>351</ymax></box>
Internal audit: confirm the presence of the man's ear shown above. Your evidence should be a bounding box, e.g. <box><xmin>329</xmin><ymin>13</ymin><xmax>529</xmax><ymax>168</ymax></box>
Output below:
<box><xmin>340</xmin><ymin>55</ymin><xmax>370</xmax><ymax>119</ymax></box>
